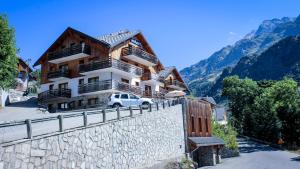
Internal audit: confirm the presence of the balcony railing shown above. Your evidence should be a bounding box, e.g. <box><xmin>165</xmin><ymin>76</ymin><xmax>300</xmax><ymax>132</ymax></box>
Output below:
<box><xmin>122</xmin><ymin>46</ymin><xmax>158</xmax><ymax>65</ymax></box>
<box><xmin>47</xmin><ymin>69</ymin><xmax>70</xmax><ymax>79</ymax></box>
<box><xmin>38</xmin><ymin>88</ymin><xmax>71</xmax><ymax>102</ymax></box>
<box><xmin>166</xmin><ymin>80</ymin><xmax>186</xmax><ymax>89</ymax></box>
<box><xmin>48</xmin><ymin>44</ymin><xmax>91</xmax><ymax>61</ymax></box>
<box><xmin>78</xmin><ymin>58</ymin><xmax>143</xmax><ymax>76</ymax></box>
<box><xmin>141</xmin><ymin>72</ymin><xmax>165</xmax><ymax>83</ymax></box>
<box><xmin>78</xmin><ymin>80</ymin><xmax>142</xmax><ymax>95</ymax></box>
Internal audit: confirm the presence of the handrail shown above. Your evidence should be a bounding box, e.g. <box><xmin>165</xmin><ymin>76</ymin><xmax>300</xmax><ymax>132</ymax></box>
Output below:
<box><xmin>0</xmin><ymin>98</ymin><xmax>183</xmax><ymax>144</ymax></box>
<box><xmin>141</xmin><ymin>72</ymin><xmax>165</xmax><ymax>83</ymax></box>
<box><xmin>38</xmin><ymin>88</ymin><xmax>72</xmax><ymax>102</ymax></box>
<box><xmin>78</xmin><ymin>80</ymin><xmax>142</xmax><ymax>95</ymax></box>
<box><xmin>78</xmin><ymin>58</ymin><xmax>143</xmax><ymax>76</ymax></box>
<box><xmin>48</xmin><ymin>44</ymin><xmax>91</xmax><ymax>61</ymax></box>
<box><xmin>122</xmin><ymin>46</ymin><xmax>158</xmax><ymax>65</ymax></box>
<box><xmin>166</xmin><ymin>80</ymin><xmax>186</xmax><ymax>89</ymax></box>
<box><xmin>47</xmin><ymin>69</ymin><xmax>70</xmax><ymax>79</ymax></box>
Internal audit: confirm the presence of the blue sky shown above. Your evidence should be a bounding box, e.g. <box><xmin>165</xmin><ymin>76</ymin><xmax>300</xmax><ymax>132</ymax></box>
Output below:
<box><xmin>1</xmin><ymin>0</ymin><xmax>300</xmax><ymax>70</ymax></box>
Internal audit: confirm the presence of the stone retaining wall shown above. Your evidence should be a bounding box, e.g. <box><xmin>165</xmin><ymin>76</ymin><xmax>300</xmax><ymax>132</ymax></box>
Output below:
<box><xmin>0</xmin><ymin>105</ymin><xmax>185</xmax><ymax>169</ymax></box>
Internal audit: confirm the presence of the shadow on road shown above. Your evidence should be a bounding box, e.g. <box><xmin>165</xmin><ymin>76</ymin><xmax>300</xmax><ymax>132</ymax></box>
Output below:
<box><xmin>237</xmin><ymin>138</ymin><xmax>280</xmax><ymax>154</ymax></box>
<box><xmin>291</xmin><ymin>156</ymin><xmax>300</xmax><ymax>162</ymax></box>
<box><xmin>7</xmin><ymin>97</ymin><xmax>38</xmax><ymax>108</ymax></box>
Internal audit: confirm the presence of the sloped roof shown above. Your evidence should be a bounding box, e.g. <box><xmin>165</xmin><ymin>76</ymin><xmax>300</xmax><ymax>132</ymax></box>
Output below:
<box><xmin>18</xmin><ymin>57</ymin><xmax>33</xmax><ymax>73</ymax></box>
<box><xmin>158</xmin><ymin>66</ymin><xmax>176</xmax><ymax>79</ymax></box>
<box><xmin>189</xmin><ymin>137</ymin><xmax>224</xmax><ymax>147</ymax></box>
<box><xmin>198</xmin><ymin>97</ymin><xmax>217</xmax><ymax>106</ymax></box>
<box><xmin>96</xmin><ymin>30</ymin><xmax>140</xmax><ymax>48</ymax></box>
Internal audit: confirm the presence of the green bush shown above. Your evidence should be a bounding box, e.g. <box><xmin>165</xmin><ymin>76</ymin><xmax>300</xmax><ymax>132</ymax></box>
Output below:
<box><xmin>212</xmin><ymin>121</ymin><xmax>238</xmax><ymax>150</ymax></box>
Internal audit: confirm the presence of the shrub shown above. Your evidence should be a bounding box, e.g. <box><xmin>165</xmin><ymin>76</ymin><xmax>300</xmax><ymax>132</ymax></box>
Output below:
<box><xmin>213</xmin><ymin>121</ymin><xmax>238</xmax><ymax>150</ymax></box>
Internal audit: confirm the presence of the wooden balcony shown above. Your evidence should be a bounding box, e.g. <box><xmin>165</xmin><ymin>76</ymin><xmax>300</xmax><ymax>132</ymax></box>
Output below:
<box><xmin>47</xmin><ymin>69</ymin><xmax>70</xmax><ymax>81</ymax></box>
<box><xmin>38</xmin><ymin>88</ymin><xmax>71</xmax><ymax>103</ymax></box>
<box><xmin>166</xmin><ymin>80</ymin><xmax>186</xmax><ymax>90</ymax></box>
<box><xmin>78</xmin><ymin>58</ymin><xmax>143</xmax><ymax>77</ymax></box>
<box><xmin>141</xmin><ymin>72</ymin><xmax>165</xmax><ymax>83</ymax></box>
<box><xmin>122</xmin><ymin>46</ymin><xmax>158</xmax><ymax>66</ymax></box>
<box><xmin>48</xmin><ymin>44</ymin><xmax>91</xmax><ymax>64</ymax></box>
<box><xmin>78</xmin><ymin>80</ymin><xmax>142</xmax><ymax>95</ymax></box>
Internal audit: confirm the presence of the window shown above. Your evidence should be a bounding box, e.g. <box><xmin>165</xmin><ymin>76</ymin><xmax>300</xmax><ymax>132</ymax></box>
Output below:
<box><xmin>78</xmin><ymin>100</ymin><xmax>83</xmax><ymax>107</ymax></box>
<box><xmin>205</xmin><ymin>118</ymin><xmax>209</xmax><ymax>132</ymax></box>
<box><xmin>79</xmin><ymin>60</ymin><xmax>84</xmax><ymax>65</ymax></box>
<box><xmin>88</xmin><ymin>98</ymin><xmax>98</xmax><ymax>105</ymax></box>
<box><xmin>79</xmin><ymin>79</ymin><xmax>84</xmax><ymax>85</ymax></box>
<box><xmin>59</xmin><ymin>64</ymin><xmax>68</xmax><ymax>70</ymax></box>
<box><xmin>58</xmin><ymin>102</ymin><xmax>68</xmax><ymax>110</ymax></box>
<box><xmin>49</xmin><ymin>84</ymin><xmax>54</xmax><ymax>90</ymax></box>
<box><xmin>121</xmin><ymin>94</ymin><xmax>128</xmax><ymax>99</ymax></box>
<box><xmin>135</xmin><ymin>82</ymin><xmax>140</xmax><ymax>86</ymax></box>
<box><xmin>70</xmin><ymin>43</ymin><xmax>76</xmax><ymax>47</ymax></box>
<box><xmin>191</xmin><ymin>116</ymin><xmax>195</xmax><ymax>132</ymax></box>
<box><xmin>121</xmin><ymin>78</ymin><xmax>129</xmax><ymax>84</ymax></box>
<box><xmin>199</xmin><ymin>118</ymin><xmax>202</xmax><ymax>132</ymax></box>
<box><xmin>130</xmin><ymin>94</ymin><xmax>139</xmax><ymax>99</ymax></box>
<box><xmin>88</xmin><ymin>77</ymin><xmax>99</xmax><ymax>83</ymax></box>
<box><xmin>114</xmin><ymin>94</ymin><xmax>120</xmax><ymax>98</ymax></box>
<box><xmin>58</xmin><ymin>83</ymin><xmax>68</xmax><ymax>90</ymax></box>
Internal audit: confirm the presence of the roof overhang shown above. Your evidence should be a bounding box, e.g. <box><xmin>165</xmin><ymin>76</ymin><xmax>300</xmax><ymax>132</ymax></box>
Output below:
<box><xmin>33</xmin><ymin>27</ymin><xmax>111</xmax><ymax>67</ymax></box>
<box><xmin>188</xmin><ymin>137</ymin><xmax>225</xmax><ymax>147</ymax></box>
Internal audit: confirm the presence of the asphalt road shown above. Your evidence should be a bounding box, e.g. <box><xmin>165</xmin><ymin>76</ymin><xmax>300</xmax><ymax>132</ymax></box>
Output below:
<box><xmin>202</xmin><ymin>138</ymin><xmax>300</xmax><ymax>169</ymax></box>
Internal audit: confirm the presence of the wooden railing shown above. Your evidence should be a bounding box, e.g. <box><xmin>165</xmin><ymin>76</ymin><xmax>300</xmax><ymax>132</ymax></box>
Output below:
<box><xmin>122</xmin><ymin>46</ymin><xmax>158</xmax><ymax>65</ymax></box>
<box><xmin>47</xmin><ymin>69</ymin><xmax>70</xmax><ymax>79</ymax></box>
<box><xmin>166</xmin><ymin>80</ymin><xmax>186</xmax><ymax>89</ymax></box>
<box><xmin>141</xmin><ymin>72</ymin><xmax>165</xmax><ymax>83</ymax></box>
<box><xmin>48</xmin><ymin>44</ymin><xmax>91</xmax><ymax>61</ymax></box>
<box><xmin>38</xmin><ymin>88</ymin><xmax>71</xmax><ymax>102</ymax></box>
<box><xmin>78</xmin><ymin>80</ymin><xmax>142</xmax><ymax>95</ymax></box>
<box><xmin>78</xmin><ymin>58</ymin><xmax>143</xmax><ymax>76</ymax></box>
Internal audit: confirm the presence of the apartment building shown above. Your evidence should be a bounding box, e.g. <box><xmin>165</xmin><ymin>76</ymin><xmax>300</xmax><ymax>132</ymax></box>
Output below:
<box><xmin>33</xmin><ymin>27</ymin><xmax>188</xmax><ymax>112</ymax></box>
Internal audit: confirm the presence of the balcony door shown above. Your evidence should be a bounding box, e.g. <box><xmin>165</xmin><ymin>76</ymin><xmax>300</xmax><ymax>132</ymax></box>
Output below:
<box><xmin>145</xmin><ymin>85</ymin><xmax>152</xmax><ymax>97</ymax></box>
<box><xmin>59</xmin><ymin>83</ymin><xmax>68</xmax><ymax>91</ymax></box>
<box><xmin>59</xmin><ymin>64</ymin><xmax>68</xmax><ymax>72</ymax></box>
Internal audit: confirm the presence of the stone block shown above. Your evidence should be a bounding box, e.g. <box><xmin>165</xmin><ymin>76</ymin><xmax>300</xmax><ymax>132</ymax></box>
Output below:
<box><xmin>31</xmin><ymin>149</ymin><xmax>45</xmax><ymax>157</ymax></box>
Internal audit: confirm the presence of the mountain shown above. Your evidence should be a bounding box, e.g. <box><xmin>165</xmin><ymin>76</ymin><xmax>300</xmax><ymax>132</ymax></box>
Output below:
<box><xmin>180</xmin><ymin>16</ymin><xmax>300</xmax><ymax>97</ymax></box>
<box><xmin>209</xmin><ymin>35</ymin><xmax>300</xmax><ymax>100</ymax></box>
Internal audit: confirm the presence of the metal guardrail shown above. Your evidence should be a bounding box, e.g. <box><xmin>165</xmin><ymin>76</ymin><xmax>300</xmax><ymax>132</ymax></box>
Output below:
<box><xmin>47</xmin><ymin>69</ymin><xmax>70</xmax><ymax>79</ymax></box>
<box><xmin>38</xmin><ymin>88</ymin><xmax>71</xmax><ymax>102</ymax></box>
<box><xmin>48</xmin><ymin>44</ymin><xmax>91</xmax><ymax>61</ymax></box>
<box><xmin>0</xmin><ymin>99</ymin><xmax>182</xmax><ymax>144</ymax></box>
<box><xmin>78</xmin><ymin>58</ymin><xmax>143</xmax><ymax>76</ymax></box>
<box><xmin>122</xmin><ymin>46</ymin><xmax>158</xmax><ymax>65</ymax></box>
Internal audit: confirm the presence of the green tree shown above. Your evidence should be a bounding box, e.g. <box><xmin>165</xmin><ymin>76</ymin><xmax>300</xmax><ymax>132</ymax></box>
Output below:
<box><xmin>222</xmin><ymin>76</ymin><xmax>261</xmax><ymax>134</ymax></box>
<box><xmin>0</xmin><ymin>14</ymin><xmax>18</xmax><ymax>89</ymax></box>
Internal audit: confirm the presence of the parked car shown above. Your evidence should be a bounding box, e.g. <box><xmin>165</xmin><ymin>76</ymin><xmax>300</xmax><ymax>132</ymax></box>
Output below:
<box><xmin>108</xmin><ymin>93</ymin><xmax>154</xmax><ymax>108</ymax></box>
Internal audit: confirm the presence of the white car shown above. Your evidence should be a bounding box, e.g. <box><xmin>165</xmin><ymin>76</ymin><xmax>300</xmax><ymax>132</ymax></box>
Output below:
<box><xmin>108</xmin><ymin>93</ymin><xmax>154</xmax><ymax>108</ymax></box>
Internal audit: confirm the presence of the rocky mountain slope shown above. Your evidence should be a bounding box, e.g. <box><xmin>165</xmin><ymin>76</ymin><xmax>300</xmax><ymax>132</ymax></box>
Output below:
<box><xmin>209</xmin><ymin>35</ymin><xmax>300</xmax><ymax>100</ymax></box>
<box><xmin>181</xmin><ymin>16</ymin><xmax>300</xmax><ymax>97</ymax></box>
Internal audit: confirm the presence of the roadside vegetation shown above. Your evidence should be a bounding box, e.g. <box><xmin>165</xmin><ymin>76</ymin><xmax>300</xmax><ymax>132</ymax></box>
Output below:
<box><xmin>212</xmin><ymin>120</ymin><xmax>238</xmax><ymax>150</ymax></box>
<box><xmin>222</xmin><ymin>76</ymin><xmax>300</xmax><ymax>149</ymax></box>
<box><xmin>0</xmin><ymin>14</ymin><xmax>18</xmax><ymax>90</ymax></box>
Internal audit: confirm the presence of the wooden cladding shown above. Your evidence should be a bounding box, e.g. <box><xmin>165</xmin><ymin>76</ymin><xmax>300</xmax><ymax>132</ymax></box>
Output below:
<box><xmin>186</xmin><ymin>100</ymin><xmax>212</xmax><ymax>137</ymax></box>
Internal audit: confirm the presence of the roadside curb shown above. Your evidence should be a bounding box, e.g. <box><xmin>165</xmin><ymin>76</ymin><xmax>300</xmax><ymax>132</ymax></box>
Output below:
<box><xmin>239</xmin><ymin>135</ymin><xmax>285</xmax><ymax>150</ymax></box>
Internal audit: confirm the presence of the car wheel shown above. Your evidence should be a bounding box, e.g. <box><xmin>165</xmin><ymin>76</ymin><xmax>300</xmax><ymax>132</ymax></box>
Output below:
<box><xmin>142</xmin><ymin>102</ymin><xmax>149</xmax><ymax>109</ymax></box>
<box><xmin>112</xmin><ymin>103</ymin><xmax>121</xmax><ymax>108</ymax></box>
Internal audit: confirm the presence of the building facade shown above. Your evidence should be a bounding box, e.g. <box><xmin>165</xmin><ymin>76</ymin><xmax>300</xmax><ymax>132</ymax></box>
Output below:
<box><xmin>34</xmin><ymin>27</ymin><xmax>188</xmax><ymax>112</ymax></box>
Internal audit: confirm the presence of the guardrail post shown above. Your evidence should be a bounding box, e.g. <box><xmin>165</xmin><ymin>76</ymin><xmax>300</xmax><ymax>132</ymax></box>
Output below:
<box><xmin>149</xmin><ymin>104</ymin><xmax>152</xmax><ymax>112</ymax></box>
<box><xmin>162</xmin><ymin>101</ymin><xmax>165</xmax><ymax>109</ymax></box>
<box><xmin>117</xmin><ymin>107</ymin><xmax>120</xmax><ymax>120</ymax></box>
<box><xmin>167</xmin><ymin>100</ymin><xmax>170</xmax><ymax>107</ymax></box>
<box><xmin>156</xmin><ymin>102</ymin><xmax>159</xmax><ymax>110</ymax></box>
<box><xmin>58</xmin><ymin>115</ymin><xmax>63</xmax><ymax>132</ymax></box>
<box><xmin>83</xmin><ymin>112</ymin><xmax>87</xmax><ymax>127</ymax></box>
<box><xmin>102</xmin><ymin>109</ymin><xmax>106</xmax><ymax>122</ymax></box>
<box><xmin>129</xmin><ymin>106</ymin><xmax>133</xmax><ymax>117</ymax></box>
<box><xmin>25</xmin><ymin>119</ymin><xmax>32</xmax><ymax>139</ymax></box>
<box><xmin>139</xmin><ymin>105</ymin><xmax>143</xmax><ymax>114</ymax></box>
